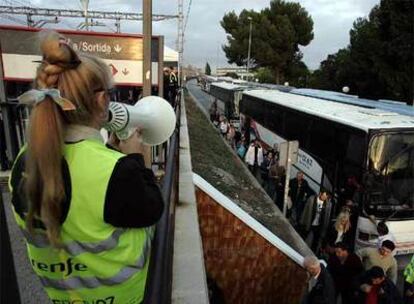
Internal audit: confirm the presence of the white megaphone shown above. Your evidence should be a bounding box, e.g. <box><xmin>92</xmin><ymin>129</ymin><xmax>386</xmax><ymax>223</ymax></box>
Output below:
<box><xmin>105</xmin><ymin>96</ymin><xmax>176</xmax><ymax>145</ymax></box>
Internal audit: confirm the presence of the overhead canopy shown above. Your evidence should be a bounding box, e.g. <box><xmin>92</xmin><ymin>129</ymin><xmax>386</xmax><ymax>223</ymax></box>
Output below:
<box><xmin>164</xmin><ymin>45</ymin><xmax>178</xmax><ymax>63</ymax></box>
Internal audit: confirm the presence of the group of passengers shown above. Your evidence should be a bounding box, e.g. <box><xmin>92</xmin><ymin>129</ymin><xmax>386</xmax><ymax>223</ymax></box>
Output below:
<box><xmin>209</xmin><ymin>105</ymin><xmax>414</xmax><ymax>304</ymax></box>
<box><xmin>303</xmin><ymin>242</ymin><xmax>413</xmax><ymax>304</ymax></box>
<box><xmin>281</xmin><ymin>173</ymin><xmax>412</xmax><ymax>304</ymax></box>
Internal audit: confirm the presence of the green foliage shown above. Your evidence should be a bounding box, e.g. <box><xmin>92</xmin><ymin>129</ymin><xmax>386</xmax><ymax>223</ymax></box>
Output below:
<box><xmin>284</xmin><ymin>52</ymin><xmax>311</xmax><ymax>87</ymax></box>
<box><xmin>224</xmin><ymin>72</ymin><xmax>239</xmax><ymax>79</ymax></box>
<box><xmin>255</xmin><ymin>67</ymin><xmax>274</xmax><ymax>83</ymax></box>
<box><xmin>205</xmin><ymin>62</ymin><xmax>211</xmax><ymax>75</ymax></box>
<box><xmin>308</xmin><ymin>48</ymin><xmax>354</xmax><ymax>91</ymax></box>
<box><xmin>309</xmin><ymin>0</ymin><xmax>413</xmax><ymax>104</ymax></box>
<box><xmin>221</xmin><ymin>0</ymin><xmax>313</xmax><ymax>84</ymax></box>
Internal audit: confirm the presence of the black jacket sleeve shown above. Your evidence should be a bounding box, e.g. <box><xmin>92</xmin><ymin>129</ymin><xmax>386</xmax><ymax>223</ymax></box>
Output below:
<box><xmin>104</xmin><ymin>153</ymin><xmax>164</xmax><ymax>228</ymax></box>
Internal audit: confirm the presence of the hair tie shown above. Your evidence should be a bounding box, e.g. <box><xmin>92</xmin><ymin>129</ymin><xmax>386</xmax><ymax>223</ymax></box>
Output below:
<box><xmin>18</xmin><ymin>89</ymin><xmax>76</xmax><ymax>111</ymax></box>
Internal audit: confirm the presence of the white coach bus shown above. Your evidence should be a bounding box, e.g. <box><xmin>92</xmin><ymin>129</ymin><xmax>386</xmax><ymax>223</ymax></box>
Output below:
<box><xmin>239</xmin><ymin>89</ymin><xmax>414</xmax><ymax>256</ymax></box>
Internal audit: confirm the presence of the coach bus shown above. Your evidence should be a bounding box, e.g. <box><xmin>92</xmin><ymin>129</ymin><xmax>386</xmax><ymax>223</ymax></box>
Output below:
<box><xmin>291</xmin><ymin>88</ymin><xmax>414</xmax><ymax>117</ymax></box>
<box><xmin>239</xmin><ymin>89</ymin><xmax>414</xmax><ymax>255</ymax></box>
<box><xmin>209</xmin><ymin>82</ymin><xmax>251</xmax><ymax>120</ymax></box>
<box><xmin>199</xmin><ymin>75</ymin><xmax>218</xmax><ymax>92</ymax></box>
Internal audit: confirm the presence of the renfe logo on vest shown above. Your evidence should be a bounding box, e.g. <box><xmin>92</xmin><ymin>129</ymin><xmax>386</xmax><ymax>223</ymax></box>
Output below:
<box><xmin>31</xmin><ymin>258</ymin><xmax>87</xmax><ymax>276</ymax></box>
<box><xmin>51</xmin><ymin>296</ymin><xmax>115</xmax><ymax>304</ymax></box>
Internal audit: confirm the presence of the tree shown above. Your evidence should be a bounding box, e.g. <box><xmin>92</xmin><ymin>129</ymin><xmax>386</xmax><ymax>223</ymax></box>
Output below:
<box><xmin>284</xmin><ymin>52</ymin><xmax>311</xmax><ymax>87</ymax></box>
<box><xmin>255</xmin><ymin>67</ymin><xmax>274</xmax><ymax>83</ymax></box>
<box><xmin>309</xmin><ymin>0</ymin><xmax>413</xmax><ymax>104</ymax></box>
<box><xmin>308</xmin><ymin>48</ymin><xmax>355</xmax><ymax>92</ymax></box>
<box><xmin>205</xmin><ymin>62</ymin><xmax>211</xmax><ymax>75</ymax></box>
<box><xmin>224</xmin><ymin>72</ymin><xmax>239</xmax><ymax>79</ymax></box>
<box><xmin>221</xmin><ymin>0</ymin><xmax>313</xmax><ymax>84</ymax></box>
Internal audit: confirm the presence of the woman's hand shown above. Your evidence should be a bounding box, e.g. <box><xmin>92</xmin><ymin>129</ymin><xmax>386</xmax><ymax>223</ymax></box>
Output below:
<box><xmin>119</xmin><ymin>129</ymin><xmax>145</xmax><ymax>155</ymax></box>
<box><xmin>108</xmin><ymin>129</ymin><xmax>145</xmax><ymax>155</ymax></box>
<box><xmin>107</xmin><ymin>132</ymin><xmax>120</xmax><ymax>149</ymax></box>
<box><xmin>360</xmin><ymin>284</ymin><xmax>372</xmax><ymax>293</ymax></box>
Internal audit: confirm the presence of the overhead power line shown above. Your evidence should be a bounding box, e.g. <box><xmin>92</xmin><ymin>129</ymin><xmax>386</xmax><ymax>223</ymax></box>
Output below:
<box><xmin>0</xmin><ymin>5</ymin><xmax>179</xmax><ymax>21</ymax></box>
<box><xmin>183</xmin><ymin>0</ymin><xmax>192</xmax><ymax>35</ymax></box>
<box><xmin>0</xmin><ymin>14</ymin><xmax>26</xmax><ymax>25</ymax></box>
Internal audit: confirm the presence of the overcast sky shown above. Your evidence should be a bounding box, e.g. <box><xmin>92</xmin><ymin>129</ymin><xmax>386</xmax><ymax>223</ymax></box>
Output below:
<box><xmin>5</xmin><ymin>0</ymin><xmax>379</xmax><ymax>70</ymax></box>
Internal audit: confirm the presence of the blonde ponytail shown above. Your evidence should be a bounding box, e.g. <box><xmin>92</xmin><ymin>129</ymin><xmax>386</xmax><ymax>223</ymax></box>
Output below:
<box><xmin>24</xmin><ymin>31</ymin><xmax>112</xmax><ymax>247</ymax></box>
<box><xmin>26</xmin><ymin>98</ymin><xmax>65</xmax><ymax>247</ymax></box>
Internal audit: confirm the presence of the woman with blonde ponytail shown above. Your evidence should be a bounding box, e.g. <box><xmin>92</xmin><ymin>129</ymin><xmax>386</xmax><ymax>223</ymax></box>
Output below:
<box><xmin>9</xmin><ymin>31</ymin><xmax>164</xmax><ymax>303</ymax></box>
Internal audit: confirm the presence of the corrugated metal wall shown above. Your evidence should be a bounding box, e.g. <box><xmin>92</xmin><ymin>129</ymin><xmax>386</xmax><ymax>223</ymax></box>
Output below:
<box><xmin>196</xmin><ymin>187</ymin><xmax>308</xmax><ymax>304</ymax></box>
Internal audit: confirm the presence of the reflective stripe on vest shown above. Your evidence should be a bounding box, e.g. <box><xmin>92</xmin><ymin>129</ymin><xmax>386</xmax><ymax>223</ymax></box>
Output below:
<box><xmin>39</xmin><ymin>235</ymin><xmax>151</xmax><ymax>290</ymax></box>
<box><xmin>20</xmin><ymin>227</ymin><xmax>125</xmax><ymax>255</ymax></box>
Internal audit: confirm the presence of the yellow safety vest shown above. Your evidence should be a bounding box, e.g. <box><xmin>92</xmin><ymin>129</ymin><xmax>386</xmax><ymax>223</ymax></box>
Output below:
<box><xmin>9</xmin><ymin>139</ymin><xmax>152</xmax><ymax>304</ymax></box>
<box><xmin>404</xmin><ymin>255</ymin><xmax>414</xmax><ymax>284</ymax></box>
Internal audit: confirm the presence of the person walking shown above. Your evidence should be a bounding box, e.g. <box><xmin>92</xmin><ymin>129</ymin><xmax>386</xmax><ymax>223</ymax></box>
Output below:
<box><xmin>209</xmin><ymin>100</ymin><xmax>218</xmax><ymax>123</ymax></box>
<box><xmin>302</xmin><ymin>255</ymin><xmax>336</xmax><ymax>304</ymax></box>
<box><xmin>236</xmin><ymin>137</ymin><xmax>247</xmax><ymax>160</ymax></box>
<box><xmin>226</xmin><ymin>123</ymin><xmax>236</xmax><ymax>149</ymax></box>
<box><xmin>268</xmin><ymin>161</ymin><xmax>285</xmax><ymax>204</ymax></box>
<box><xmin>245</xmin><ymin>139</ymin><xmax>263</xmax><ymax>177</ymax></box>
<box><xmin>356</xmin><ymin>240</ymin><xmax>398</xmax><ymax>284</ymax></box>
<box><xmin>219</xmin><ymin>117</ymin><xmax>229</xmax><ymax>138</ymax></box>
<box><xmin>168</xmin><ymin>66</ymin><xmax>178</xmax><ymax>107</ymax></box>
<box><xmin>163</xmin><ymin>67</ymin><xmax>171</xmax><ymax>102</ymax></box>
<box><xmin>289</xmin><ymin>171</ymin><xmax>312</xmax><ymax>223</ymax></box>
<box><xmin>376</xmin><ymin>222</ymin><xmax>396</xmax><ymax>252</ymax></box>
<box><xmin>353</xmin><ymin>266</ymin><xmax>402</xmax><ymax>304</ymax></box>
<box><xmin>9</xmin><ymin>32</ymin><xmax>164</xmax><ymax>304</ymax></box>
<box><xmin>300</xmin><ymin>189</ymin><xmax>330</xmax><ymax>253</ymax></box>
<box><xmin>259</xmin><ymin>151</ymin><xmax>274</xmax><ymax>188</ymax></box>
<box><xmin>327</xmin><ymin>242</ymin><xmax>364</xmax><ymax>303</ymax></box>
<box><xmin>322</xmin><ymin>211</ymin><xmax>353</xmax><ymax>256</ymax></box>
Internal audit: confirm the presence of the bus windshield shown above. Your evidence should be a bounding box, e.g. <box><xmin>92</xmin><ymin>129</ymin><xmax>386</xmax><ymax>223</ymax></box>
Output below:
<box><xmin>365</xmin><ymin>132</ymin><xmax>414</xmax><ymax>218</ymax></box>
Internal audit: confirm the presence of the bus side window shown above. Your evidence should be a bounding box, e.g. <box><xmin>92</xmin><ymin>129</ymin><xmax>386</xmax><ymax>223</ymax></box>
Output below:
<box><xmin>346</xmin><ymin>133</ymin><xmax>365</xmax><ymax>165</ymax></box>
<box><xmin>308</xmin><ymin>119</ymin><xmax>336</xmax><ymax>162</ymax></box>
<box><xmin>266</xmin><ymin>104</ymin><xmax>284</xmax><ymax>137</ymax></box>
<box><xmin>284</xmin><ymin>111</ymin><xmax>311</xmax><ymax>148</ymax></box>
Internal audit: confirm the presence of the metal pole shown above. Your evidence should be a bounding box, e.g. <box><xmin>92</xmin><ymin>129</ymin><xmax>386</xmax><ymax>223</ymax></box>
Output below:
<box><xmin>177</xmin><ymin>0</ymin><xmax>184</xmax><ymax>87</ymax></box>
<box><xmin>158</xmin><ymin>36</ymin><xmax>164</xmax><ymax>98</ymax></box>
<box><xmin>142</xmin><ymin>0</ymin><xmax>153</xmax><ymax>168</ymax></box>
<box><xmin>81</xmin><ymin>0</ymin><xmax>90</xmax><ymax>31</ymax></box>
<box><xmin>0</xmin><ymin>46</ymin><xmax>18</xmax><ymax>165</ymax></box>
<box><xmin>282</xmin><ymin>142</ymin><xmax>292</xmax><ymax>217</ymax></box>
<box><xmin>115</xmin><ymin>18</ymin><xmax>121</xmax><ymax>33</ymax></box>
<box><xmin>247</xmin><ymin>17</ymin><xmax>252</xmax><ymax>79</ymax></box>
<box><xmin>143</xmin><ymin>0</ymin><xmax>152</xmax><ymax>97</ymax></box>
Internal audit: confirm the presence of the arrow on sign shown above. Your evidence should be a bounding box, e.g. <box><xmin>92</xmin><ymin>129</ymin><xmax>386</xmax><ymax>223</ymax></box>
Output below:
<box><xmin>114</xmin><ymin>44</ymin><xmax>122</xmax><ymax>53</ymax></box>
<box><xmin>109</xmin><ymin>64</ymin><xmax>118</xmax><ymax>76</ymax></box>
<box><xmin>122</xmin><ymin>68</ymin><xmax>129</xmax><ymax>75</ymax></box>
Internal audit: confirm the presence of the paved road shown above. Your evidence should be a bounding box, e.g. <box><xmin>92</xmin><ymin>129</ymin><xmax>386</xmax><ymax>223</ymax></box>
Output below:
<box><xmin>186</xmin><ymin>79</ymin><xmax>225</xmax><ymax>115</ymax></box>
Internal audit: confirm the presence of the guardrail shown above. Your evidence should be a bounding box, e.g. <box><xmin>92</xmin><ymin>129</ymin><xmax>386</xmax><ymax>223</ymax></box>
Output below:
<box><xmin>142</xmin><ymin>90</ymin><xmax>181</xmax><ymax>304</ymax></box>
<box><xmin>0</xmin><ymin>175</ymin><xmax>21</xmax><ymax>304</ymax></box>
<box><xmin>0</xmin><ymin>100</ymin><xmax>27</xmax><ymax>170</ymax></box>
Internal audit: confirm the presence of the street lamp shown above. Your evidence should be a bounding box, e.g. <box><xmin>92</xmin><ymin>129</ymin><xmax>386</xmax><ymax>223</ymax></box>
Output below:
<box><xmin>247</xmin><ymin>16</ymin><xmax>253</xmax><ymax>80</ymax></box>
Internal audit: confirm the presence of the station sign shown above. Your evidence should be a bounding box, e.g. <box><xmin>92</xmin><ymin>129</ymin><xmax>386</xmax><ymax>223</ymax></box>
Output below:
<box><xmin>0</xmin><ymin>25</ymin><xmax>160</xmax><ymax>85</ymax></box>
